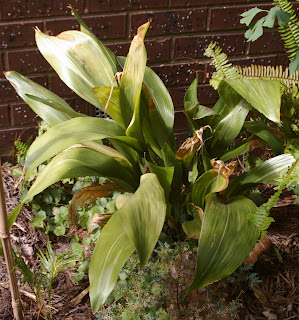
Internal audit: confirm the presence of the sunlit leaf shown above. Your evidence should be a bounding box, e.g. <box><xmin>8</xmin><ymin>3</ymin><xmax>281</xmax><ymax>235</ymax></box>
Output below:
<box><xmin>35</xmin><ymin>29</ymin><xmax>116</xmax><ymax>110</ymax></box>
<box><xmin>25</xmin><ymin>117</ymin><xmax>126</xmax><ymax>179</ymax></box>
<box><xmin>4</xmin><ymin>71</ymin><xmax>77</xmax><ymax>126</ymax></box>
<box><xmin>224</xmin><ymin>78</ymin><xmax>281</xmax><ymax>123</ymax></box>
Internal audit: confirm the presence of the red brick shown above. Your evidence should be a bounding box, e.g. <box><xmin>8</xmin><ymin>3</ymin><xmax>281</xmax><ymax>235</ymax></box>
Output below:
<box><xmin>277</xmin><ymin>54</ymin><xmax>290</xmax><ymax>69</ymax></box>
<box><xmin>0</xmin><ymin>0</ymin><xmax>84</xmax><ymax>20</ymax></box>
<box><xmin>106</xmin><ymin>38</ymin><xmax>170</xmax><ymax>63</ymax></box>
<box><xmin>0</xmin><ymin>52</ymin><xmax>3</xmax><ymax>76</ymax></box>
<box><xmin>209</xmin><ymin>4</ymin><xmax>272</xmax><ymax>31</ymax></box>
<box><xmin>49</xmin><ymin>75</ymin><xmax>75</xmax><ymax>97</ymax></box>
<box><xmin>87</xmin><ymin>0</ymin><xmax>168</xmax><ymax>13</ymax></box>
<box><xmin>151</xmin><ymin>62</ymin><xmax>204</xmax><ymax>88</ymax></box>
<box><xmin>175</xmin><ymin>132</ymin><xmax>189</xmax><ymax>148</ymax></box>
<box><xmin>173</xmin><ymin>34</ymin><xmax>246</xmax><ymax>60</ymax></box>
<box><xmin>0</xmin><ymin>105</ymin><xmax>10</xmax><ymax>127</ymax></box>
<box><xmin>169</xmin><ymin>87</ymin><xmax>187</xmax><ymax>109</ymax></box>
<box><xmin>174</xmin><ymin>110</ymin><xmax>189</xmax><ymax>132</ymax></box>
<box><xmin>171</xmin><ymin>0</ymin><xmax>272</xmax><ymax>6</ymax></box>
<box><xmin>0</xmin><ymin>76</ymin><xmax>48</xmax><ymax>102</ymax></box>
<box><xmin>11</xmin><ymin>102</ymin><xmax>40</xmax><ymax>126</ymax></box>
<box><xmin>130</xmin><ymin>8</ymin><xmax>207</xmax><ymax>37</ymax></box>
<box><xmin>0</xmin><ymin>127</ymin><xmax>37</xmax><ymax>152</ymax></box>
<box><xmin>248</xmin><ymin>30</ymin><xmax>285</xmax><ymax>54</ymax></box>
<box><xmin>65</xmin><ymin>97</ymin><xmax>91</xmax><ymax>115</ymax></box>
<box><xmin>45</xmin><ymin>14</ymin><xmax>127</xmax><ymax>40</ymax></box>
<box><xmin>0</xmin><ymin>21</ymin><xmax>43</xmax><ymax>49</ymax></box>
<box><xmin>7</xmin><ymin>49</ymin><xmax>52</xmax><ymax>74</ymax></box>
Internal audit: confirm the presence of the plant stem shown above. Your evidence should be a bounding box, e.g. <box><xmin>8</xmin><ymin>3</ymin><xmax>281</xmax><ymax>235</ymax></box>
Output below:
<box><xmin>0</xmin><ymin>159</ymin><xmax>24</xmax><ymax>320</ymax></box>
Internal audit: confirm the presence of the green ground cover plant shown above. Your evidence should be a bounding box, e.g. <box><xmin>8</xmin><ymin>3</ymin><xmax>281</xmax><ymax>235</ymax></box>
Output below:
<box><xmin>1</xmin><ymin>5</ymin><xmax>298</xmax><ymax>315</ymax></box>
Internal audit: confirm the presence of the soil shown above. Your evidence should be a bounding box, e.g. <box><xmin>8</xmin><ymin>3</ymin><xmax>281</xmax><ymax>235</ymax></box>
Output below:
<box><xmin>0</xmin><ymin>163</ymin><xmax>298</xmax><ymax>320</ymax></box>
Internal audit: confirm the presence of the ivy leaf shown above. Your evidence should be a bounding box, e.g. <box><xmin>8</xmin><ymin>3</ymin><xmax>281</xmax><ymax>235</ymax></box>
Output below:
<box><xmin>240</xmin><ymin>8</ymin><xmax>267</xmax><ymax>26</ymax></box>
<box><xmin>245</xmin><ymin>18</ymin><xmax>265</xmax><ymax>42</ymax></box>
<box><xmin>30</xmin><ymin>210</ymin><xmax>46</xmax><ymax>228</ymax></box>
<box><xmin>263</xmin><ymin>7</ymin><xmax>291</xmax><ymax>28</ymax></box>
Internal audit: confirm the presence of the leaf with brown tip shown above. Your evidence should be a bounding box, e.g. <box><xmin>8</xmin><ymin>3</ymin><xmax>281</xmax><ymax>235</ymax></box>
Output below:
<box><xmin>69</xmin><ymin>183</ymin><xmax>122</xmax><ymax>224</ymax></box>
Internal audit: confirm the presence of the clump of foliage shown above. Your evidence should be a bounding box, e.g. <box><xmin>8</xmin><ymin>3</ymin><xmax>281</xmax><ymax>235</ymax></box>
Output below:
<box><xmin>3</xmin><ymin>6</ymin><xmax>297</xmax><ymax>313</ymax></box>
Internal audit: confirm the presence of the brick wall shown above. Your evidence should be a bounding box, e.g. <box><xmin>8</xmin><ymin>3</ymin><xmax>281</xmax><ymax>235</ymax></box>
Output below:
<box><xmin>0</xmin><ymin>0</ymin><xmax>295</xmax><ymax>158</ymax></box>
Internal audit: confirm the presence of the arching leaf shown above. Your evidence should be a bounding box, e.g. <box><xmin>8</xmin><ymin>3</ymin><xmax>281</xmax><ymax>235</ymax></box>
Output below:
<box><xmin>25</xmin><ymin>117</ymin><xmax>126</xmax><ymax>179</ymax></box>
<box><xmin>35</xmin><ymin>29</ymin><xmax>116</xmax><ymax>110</ymax></box>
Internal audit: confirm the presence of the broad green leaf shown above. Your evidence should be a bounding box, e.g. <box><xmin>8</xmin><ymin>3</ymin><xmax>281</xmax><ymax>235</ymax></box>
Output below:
<box><xmin>192</xmin><ymin>103</ymin><xmax>219</xmax><ymax>120</ymax></box>
<box><xmin>4</xmin><ymin>71</ymin><xmax>76</xmax><ymax>126</ymax></box>
<box><xmin>23</xmin><ymin>147</ymin><xmax>138</xmax><ymax>204</ymax></box>
<box><xmin>84</xmin><ymin>141</ymin><xmax>134</xmax><ymax>170</ymax></box>
<box><xmin>93</xmin><ymin>86</ymin><xmax>125</xmax><ymax>128</ymax></box>
<box><xmin>120</xmin><ymin>22</ymin><xmax>149</xmax><ymax>127</ymax></box>
<box><xmin>118</xmin><ymin>173</ymin><xmax>166</xmax><ymax>267</ymax></box>
<box><xmin>220</xmin><ymin>137</ymin><xmax>254</xmax><ymax>162</ymax></box>
<box><xmin>211</xmin><ymin>98</ymin><xmax>251</xmax><ymax>149</ymax></box>
<box><xmin>238</xmin><ymin>154</ymin><xmax>295</xmax><ymax>185</ymax></box>
<box><xmin>116</xmin><ymin>194</ymin><xmax>133</xmax><ymax>210</ymax></box>
<box><xmin>226</xmin><ymin>153</ymin><xmax>296</xmax><ymax>196</ymax></box>
<box><xmin>118</xmin><ymin>56</ymin><xmax>175</xmax><ymax>146</ymax></box>
<box><xmin>70</xmin><ymin>7</ymin><xmax>117</xmax><ymax>69</ymax></box>
<box><xmin>243</xmin><ymin>121</ymin><xmax>284</xmax><ymax>155</ymax></box>
<box><xmin>185</xmin><ymin>73</ymin><xmax>199</xmax><ymax>104</ymax></box>
<box><xmin>25</xmin><ymin>94</ymin><xmax>84</xmax><ymax>119</ymax></box>
<box><xmin>192</xmin><ymin>170</ymin><xmax>227</xmax><ymax>209</ymax></box>
<box><xmin>225</xmin><ymin>78</ymin><xmax>281</xmax><ymax>123</ymax></box>
<box><xmin>35</xmin><ymin>29</ymin><xmax>116</xmax><ymax>110</ymax></box>
<box><xmin>30</xmin><ymin>210</ymin><xmax>46</xmax><ymax>228</ymax></box>
<box><xmin>25</xmin><ymin>117</ymin><xmax>126</xmax><ymax>179</ymax></box>
<box><xmin>189</xmin><ymin>194</ymin><xmax>259</xmax><ymax>291</ymax></box>
<box><xmin>109</xmin><ymin>136</ymin><xmax>144</xmax><ymax>154</ymax></box>
<box><xmin>146</xmin><ymin>162</ymin><xmax>174</xmax><ymax>200</ymax></box>
<box><xmin>89</xmin><ymin>214</ymin><xmax>134</xmax><ymax>312</ymax></box>
<box><xmin>89</xmin><ymin>173</ymin><xmax>166</xmax><ymax>311</ymax></box>
<box><xmin>240</xmin><ymin>8</ymin><xmax>267</xmax><ymax>26</ymax></box>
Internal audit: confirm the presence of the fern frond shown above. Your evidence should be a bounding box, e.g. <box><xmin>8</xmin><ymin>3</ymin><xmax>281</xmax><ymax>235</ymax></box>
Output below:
<box><xmin>274</xmin><ymin>0</ymin><xmax>299</xmax><ymax>60</ymax></box>
<box><xmin>204</xmin><ymin>42</ymin><xmax>239</xmax><ymax>89</ymax></box>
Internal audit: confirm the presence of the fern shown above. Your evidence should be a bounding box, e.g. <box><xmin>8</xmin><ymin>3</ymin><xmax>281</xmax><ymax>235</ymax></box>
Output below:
<box><xmin>248</xmin><ymin>141</ymin><xmax>299</xmax><ymax>238</ymax></box>
<box><xmin>274</xmin><ymin>0</ymin><xmax>299</xmax><ymax>64</ymax></box>
<box><xmin>204</xmin><ymin>42</ymin><xmax>239</xmax><ymax>89</ymax></box>
<box><xmin>14</xmin><ymin>139</ymin><xmax>32</xmax><ymax>166</ymax></box>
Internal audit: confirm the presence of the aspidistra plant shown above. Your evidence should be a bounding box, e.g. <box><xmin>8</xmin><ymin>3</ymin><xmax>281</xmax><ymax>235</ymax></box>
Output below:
<box><xmin>4</xmin><ymin>8</ymin><xmax>296</xmax><ymax>311</ymax></box>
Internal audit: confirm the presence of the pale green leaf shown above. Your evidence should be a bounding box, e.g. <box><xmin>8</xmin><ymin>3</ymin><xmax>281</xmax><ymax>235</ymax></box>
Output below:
<box><xmin>224</xmin><ymin>78</ymin><xmax>281</xmax><ymax>123</ymax></box>
<box><xmin>118</xmin><ymin>173</ymin><xmax>166</xmax><ymax>268</ymax></box>
<box><xmin>192</xmin><ymin>170</ymin><xmax>227</xmax><ymax>209</ymax></box>
<box><xmin>35</xmin><ymin>29</ymin><xmax>116</xmax><ymax>110</ymax></box>
<box><xmin>4</xmin><ymin>71</ymin><xmax>76</xmax><ymax>126</ymax></box>
<box><xmin>120</xmin><ymin>22</ymin><xmax>149</xmax><ymax>127</ymax></box>
<box><xmin>23</xmin><ymin>147</ymin><xmax>138</xmax><ymax>204</ymax></box>
<box><xmin>25</xmin><ymin>117</ymin><xmax>126</xmax><ymax>179</ymax></box>
<box><xmin>189</xmin><ymin>194</ymin><xmax>259</xmax><ymax>291</ymax></box>
<box><xmin>240</xmin><ymin>8</ymin><xmax>267</xmax><ymax>26</ymax></box>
